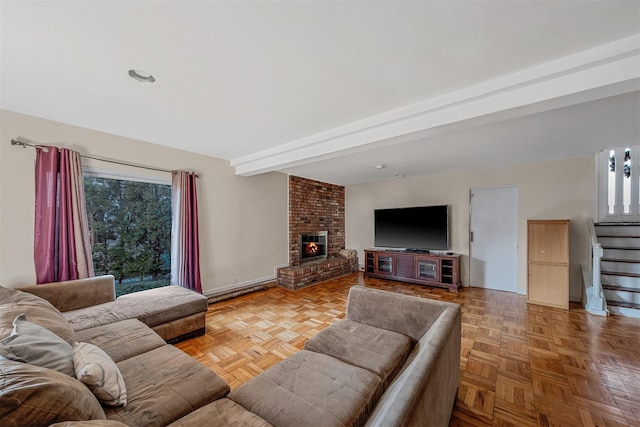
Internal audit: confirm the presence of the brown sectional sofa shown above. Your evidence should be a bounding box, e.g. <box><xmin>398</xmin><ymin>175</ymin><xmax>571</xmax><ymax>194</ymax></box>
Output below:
<box><xmin>229</xmin><ymin>286</ymin><xmax>462</xmax><ymax>427</ymax></box>
<box><xmin>0</xmin><ymin>283</ymin><xmax>229</xmax><ymax>427</ymax></box>
<box><xmin>1</xmin><ymin>278</ymin><xmax>461</xmax><ymax>427</ymax></box>
<box><xmin>17</xmin><ymin>275</ymin><xmax>207</xmax><ymax>342</ymax></box>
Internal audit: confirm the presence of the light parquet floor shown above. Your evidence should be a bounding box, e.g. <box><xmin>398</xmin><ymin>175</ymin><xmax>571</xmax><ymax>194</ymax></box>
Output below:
<box><xmin>175</xmin><ymin>273</ymin><xmax>640</xmax><ymax>426</ymax></box>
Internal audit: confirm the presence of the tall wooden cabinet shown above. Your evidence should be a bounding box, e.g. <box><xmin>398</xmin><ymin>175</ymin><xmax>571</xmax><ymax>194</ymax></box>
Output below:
<box><xmin>527</xmin><ymin>220</ymin><xmax>569</xmax><ymax>309</ymax></box>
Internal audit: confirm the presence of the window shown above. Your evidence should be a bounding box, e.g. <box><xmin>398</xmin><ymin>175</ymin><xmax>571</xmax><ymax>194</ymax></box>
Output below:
<box><xmin>600</xmin><ymin>145</ymin><xmax>640</xmax><ymax>221</ymax></box>
<box><xmin>83</xmin><ymin>174</ymin><xmax>172</xmax><ymax>297</ymax></box>
<box><xmin>623</xmin><ymin>147</ymin><xmax>631</xmax><ymax>214</ymax></box>
<box><xmin>608</xmin><ymin>149</ymin><xmax>616</xmax><ymax>215</ymax></box>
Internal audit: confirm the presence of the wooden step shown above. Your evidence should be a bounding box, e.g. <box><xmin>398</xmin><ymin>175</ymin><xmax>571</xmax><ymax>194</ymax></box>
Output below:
<box><xmin>595</xmin><ymin>222</ymin><xmax>640</xmax><ymax>225</ymax></box>
<box><xmin>601</xmin><ymin>259</ymin><xmax>640</xmax><ymax>276</ymax></box>
<box><xmin>601</xmin><ymin>274</ymin><xmax>640</xmax><ymax>289</ymax></box>
<box><xmin>601</xmin><ymin>270</ymin><xmax>640</xmax><ymax>278</ymax></box>
<box><xmin>601</xmin><ymin>246</ymin><xmax>640</xmax><ymax>250</ymax></box>
<box><xmin>607</xmin><ymin>299</ymin><xmax>640</xmax><ymax>310</ymax></box>
<box><xmin>607</xmin><ymin>304</ymin><xmax>640</xmax><ymax>318</ymax></box>
<box><xmin>602</xmin><ymin>248</ymin><xmax>640</xmax><ymax>262</ymax></box>
<box><xmin>601</xmin><ymin>258</ymin><xmax>640</xmax><ymax>264</ymax></box>
<box><xmin>598</xmin><ymin>237</ymin><xmax>640</xmax><ymax>249</ymax></box>
<box><xmin>602</xmin><ymin>284</ymin><xmax>640</xmax><ymax>293</ymax></box>
<box><xmin>595</xmin><ymin>223</ymin><xmax>640</xmax><ymax>238</ymax></box>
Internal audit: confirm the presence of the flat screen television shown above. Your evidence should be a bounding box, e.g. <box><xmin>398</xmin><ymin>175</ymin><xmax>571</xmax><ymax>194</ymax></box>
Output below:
<box><xmin>374</xmin><ymin>205</ymin><xmax>449</xmax><ymax>251</ymax></box>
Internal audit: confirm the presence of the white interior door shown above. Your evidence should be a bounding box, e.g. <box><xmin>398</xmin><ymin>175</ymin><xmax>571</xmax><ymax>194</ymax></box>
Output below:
<box><xmin>470</xmin><ymin>186</ymin><xmax>518</xmax><ymax>292</ymax></box>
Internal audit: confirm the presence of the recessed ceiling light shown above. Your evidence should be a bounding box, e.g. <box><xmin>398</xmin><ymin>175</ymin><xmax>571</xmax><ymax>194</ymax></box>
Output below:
<box><xmin>376</xmin><ymin>165</ymin><xmax>385</xmax><ymax>169</ymax></box>
<box><xmin>395</xmin><ymin>174</ymin><xmax>405</xmax><ymax>178</ymax></box>
<box><xmin>128</xmin><ymin>69</ymin><xmax>156</xmax><ymax>83</ymax></box>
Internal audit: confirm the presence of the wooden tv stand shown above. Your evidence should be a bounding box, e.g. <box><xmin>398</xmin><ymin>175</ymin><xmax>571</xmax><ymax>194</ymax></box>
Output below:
<box><xmin>364</xmin><ymin>249</ymin><xmax>461</xmax><ymax>292</ymax></box>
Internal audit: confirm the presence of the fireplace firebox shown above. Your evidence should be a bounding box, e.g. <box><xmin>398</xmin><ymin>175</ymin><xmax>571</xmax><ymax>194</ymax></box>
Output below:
<box><xmin>300</xmin><ymin>231</ymin><xmax>328</xmax><ymax>262</ymax></box>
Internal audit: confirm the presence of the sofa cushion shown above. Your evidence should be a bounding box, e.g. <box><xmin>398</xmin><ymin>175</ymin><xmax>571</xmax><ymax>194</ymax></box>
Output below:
<box><xmin>116</xmin><ymin>286</ymin><xmax>208</xmax><ymax>327</ymax></box>
<box><xmin>105</xmin><ymin>345</ymin><xmax>230</xmax><ymax>426</ymax></box>
<box><xmin>75</xmin><ymin>319</ymin><xmax>166</xmax><ymax>363</ymax></box>
<box><xmin>167</xmin><ymin>398</ymin><xmax>274</xmax><ymax>427</ymax></box>
<box><xmin>0</xmin><ymin>314</ymin><xmax>75</xmax><ymax>377</ymax></box>
<box><xmin>62</xmin><ymin>301</ymin><xmax>131</xmax><ymax>332</ymax></box>
<box><xmin>63</xmin><ymin>286</ymin><xmax>207</xmax><ymax>332</ymax></box>
<box><xmin>0</xmin><ymin>358</ymin><xmax>106</xmax><ymax>427</ymax></box>
<box><xmin>0</xmin><ymin>286</ymin><xmax>76</xmax><ymax>346</ymax></box>
<box><xmin>304</xmin><ymin>319</ymin><xmax>413</xmax><ymax>387</ymax></box>
<box><xmin>229</xmin><ymin>350</ymin><xmax>383</xmax><ymax>427</ymax></box>
<box><xmin>74</xmin><ymin>342</ymin><xmax>127</xmax><ymax>406</ymax></box>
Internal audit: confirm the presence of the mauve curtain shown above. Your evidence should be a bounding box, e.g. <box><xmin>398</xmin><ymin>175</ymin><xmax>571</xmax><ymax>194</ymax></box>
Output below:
<box><xmin>34</xmin><ymin>146</ymin><xmax>94</xmax><ymax>283</ymax></box>
<box><xmin>171</xmin><ymin>171</ymin><xmax>202</xmax><ymax>293</ymax></box>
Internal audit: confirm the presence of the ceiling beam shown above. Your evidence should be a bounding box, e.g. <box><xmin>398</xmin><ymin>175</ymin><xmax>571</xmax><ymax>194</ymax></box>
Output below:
<box><xmin>232</xmin><ymin>35</ymin><xmax>640</xmax><ymax>176</ymax></box>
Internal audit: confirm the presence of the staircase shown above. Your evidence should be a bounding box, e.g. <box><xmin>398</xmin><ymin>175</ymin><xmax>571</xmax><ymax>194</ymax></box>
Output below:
<box><xmin>594</xmin><ymin>222</ymin><xmax>640</xmax><ymax>317</ymax></box>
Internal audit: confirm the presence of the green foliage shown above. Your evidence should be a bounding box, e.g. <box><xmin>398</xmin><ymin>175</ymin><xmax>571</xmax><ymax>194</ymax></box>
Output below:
<box><xmin>84</xmin><ymin>176</ymin><xmax>171</xmax><ymax>284</ymax></box>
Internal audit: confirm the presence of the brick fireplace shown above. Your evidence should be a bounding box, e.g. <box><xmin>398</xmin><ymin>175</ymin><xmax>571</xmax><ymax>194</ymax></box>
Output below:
<box><xmin>287</xmin><ymin>175</ymin><xmax>344</xmax><ymax>266</ymax></box>
<box><xmin>277</xmin><ymin>176</ymin><xmax>358</xmax><ymax>289</ymax></box>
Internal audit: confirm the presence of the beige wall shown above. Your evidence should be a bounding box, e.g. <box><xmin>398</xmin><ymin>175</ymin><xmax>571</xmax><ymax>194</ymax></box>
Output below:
<box><xmin>0</xmin><ymin>110</ymin><xmax>289</xmax><ymax>294</ymax></box>
<box><xmin>345</xmin><ymin>157</ymin><xmax>596</xmax><ymax>301</ymax></box>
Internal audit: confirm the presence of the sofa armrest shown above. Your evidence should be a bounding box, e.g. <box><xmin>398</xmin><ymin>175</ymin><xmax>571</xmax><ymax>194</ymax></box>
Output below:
<box><xmin>346</xmin><ymin>285</ymin><xmax>459</xmax><ymax>341</ymax></box>
<box><xmin>365</xmin><ymin>305</ymin><xmax>461</xmax><ymax>427</ymax></box>
<box><xmin>19</xmin><ymin>275</ymin><xmax>116</xmax><ymax>312</ymax></box>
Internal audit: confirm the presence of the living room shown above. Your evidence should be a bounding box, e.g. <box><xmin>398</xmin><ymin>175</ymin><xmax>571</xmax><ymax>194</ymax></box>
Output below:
<box><xmin>2</xmin><ymin>1</ymin><xmax>639</xmax><ymax>299</ymax></box>
<box><xmin>1</xmin><ymin>1</ymin><xmax>639</xmax><ymax>426</ymax></box>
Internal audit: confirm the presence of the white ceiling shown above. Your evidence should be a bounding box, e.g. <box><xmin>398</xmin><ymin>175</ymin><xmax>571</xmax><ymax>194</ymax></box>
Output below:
<box><xmin>1</xmin><ymin>1</ymin><xmax>639</xmax><ymax>185</ymax></box>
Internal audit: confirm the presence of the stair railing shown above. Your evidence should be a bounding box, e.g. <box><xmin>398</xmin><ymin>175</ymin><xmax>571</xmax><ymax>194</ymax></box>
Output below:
<box><xmin>586</xmin><ymin>218</ymin><xmax>607</xmax><ymax>315</ymax></box>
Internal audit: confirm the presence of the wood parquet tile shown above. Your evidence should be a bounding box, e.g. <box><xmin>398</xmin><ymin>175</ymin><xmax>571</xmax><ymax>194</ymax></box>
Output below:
<box><xmin>174</xmin><ymin>273</ymin><xmax>640</xmax><ymax>426</ymax></box>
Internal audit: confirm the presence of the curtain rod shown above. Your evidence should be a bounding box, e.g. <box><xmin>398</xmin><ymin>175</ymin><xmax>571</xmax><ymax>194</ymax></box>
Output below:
<box><xmin>10</xmin><ymin>139</ymin><xmax>200</xmax><ymax>177</ymax></box>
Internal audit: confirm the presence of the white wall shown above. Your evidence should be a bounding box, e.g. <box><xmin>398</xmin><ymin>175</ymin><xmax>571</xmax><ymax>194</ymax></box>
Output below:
<box><xmin>0</xmin><ymin>110</ymin><xmax>289</xmax><ymax>294</ymax></box>
<box><xmin>346</xmin><ymin>157</ymin><xmax>596</xmax><ymax>301</ymax></box>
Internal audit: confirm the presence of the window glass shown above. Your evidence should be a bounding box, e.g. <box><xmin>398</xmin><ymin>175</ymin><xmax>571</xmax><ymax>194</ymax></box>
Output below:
<box><xmin>608</xmin><ymin>150</ymin><xmax>616</xmax><ymax>215</ymax></box>
<box><xmin>623</xmin><ymin>148</ymin><xmax>631</xmax><ymax>214</ymax></box>
<box><xmin>84</xmin><ymin>175</ymin><xmax>171</xmax><ymax>297</ymax></box>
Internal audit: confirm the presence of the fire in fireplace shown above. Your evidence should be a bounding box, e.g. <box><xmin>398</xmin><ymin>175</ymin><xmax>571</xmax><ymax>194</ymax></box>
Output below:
<box><xmin>300</xmin><ymin>231</ymin><xmax>328</xmax><ymax>262</ymax></box>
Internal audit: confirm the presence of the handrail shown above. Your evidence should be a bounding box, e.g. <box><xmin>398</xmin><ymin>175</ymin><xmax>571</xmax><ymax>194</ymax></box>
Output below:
<box><xmin>586</xmin><ymin>218</ymin><xmax>607</xmax><ymax>315</ymax></box>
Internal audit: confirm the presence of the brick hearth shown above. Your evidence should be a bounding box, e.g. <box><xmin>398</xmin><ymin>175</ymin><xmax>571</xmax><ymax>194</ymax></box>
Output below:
<box><xmin>277</xmin><ymin>257</ymin><xmax>359</xmax><ymax>290</ymax></box>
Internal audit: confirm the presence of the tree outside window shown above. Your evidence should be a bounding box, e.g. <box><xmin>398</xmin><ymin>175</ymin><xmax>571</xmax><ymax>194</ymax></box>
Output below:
<box><xmin>83</xmin><ymin>176</ymin><xmax>171</xmax><ymax>297</ymax></box>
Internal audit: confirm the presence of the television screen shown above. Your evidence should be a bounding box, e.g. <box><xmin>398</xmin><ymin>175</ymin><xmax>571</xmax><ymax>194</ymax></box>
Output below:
<box><xmin>374</xmin><ymin>205</ymin><xmax>449</xmax><ymax>250</ymax></box>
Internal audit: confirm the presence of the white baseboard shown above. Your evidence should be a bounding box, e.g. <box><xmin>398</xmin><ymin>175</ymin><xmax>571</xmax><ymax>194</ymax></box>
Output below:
<box><xmin>203</xmin><ymin>263</ymin><xmax>289</xmax><ymax>298</ymax></box>
<box><xmin>204</xmin><ymin>276</ymin><xmax>274</xmax><ymax>298</ymax></box>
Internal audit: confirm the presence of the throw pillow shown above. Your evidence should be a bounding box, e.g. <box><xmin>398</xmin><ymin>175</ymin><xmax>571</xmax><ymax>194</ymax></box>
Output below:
<box><xmin>0</xmin><ymin>358</ymin><xmax>106</xmax><ymax>426</ymax></box>
<box><xmin>0</xmin><ymin>285</ymin><xmax>76</xmax><ymax>345</ymax></box>
<box><xmin>74</xmin><ymin>342</ymin><xmax>127</xmax><ymax>406</ymax></box>
<box><xmin>0</xmin><ymin>314</ymin><xmax>75</xmax><ymax>377</ymax></box>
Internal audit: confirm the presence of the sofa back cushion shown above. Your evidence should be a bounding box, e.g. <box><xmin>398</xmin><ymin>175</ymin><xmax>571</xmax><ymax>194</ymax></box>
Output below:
<box><xmin>346</xmin><ymin>286</ymin><xmax>451</xmax><ymax>341</ymax></box>
<box><xmin>0</xmin><ymin>286</ymin><xmax>76</xmax><ymax>346</ymax></box>
<box><xmin>18</xmin><ymin>275</ymin><xmax>116</xmax><ymax>312</ymax></box>
<box><xmin>0</xmin><ymin>358</ymin><xmax>106</xmax><ymax>427</ymax></box>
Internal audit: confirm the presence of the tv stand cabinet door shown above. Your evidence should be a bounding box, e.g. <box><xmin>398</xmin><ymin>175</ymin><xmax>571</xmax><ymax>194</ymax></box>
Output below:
<box><xmin>374</xmin><ymin>253</ymin><xmax>396</xmax><ymax>276</ymax></box>
<box><xmin>414</xmin><ymin>255</ymin><xmax>440</xmax><ymax>283</ymax></box>
<box><xmin>395</xmin><ymin>253</ymin><xmax>414</xmax><ymax>279</ymax></box>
